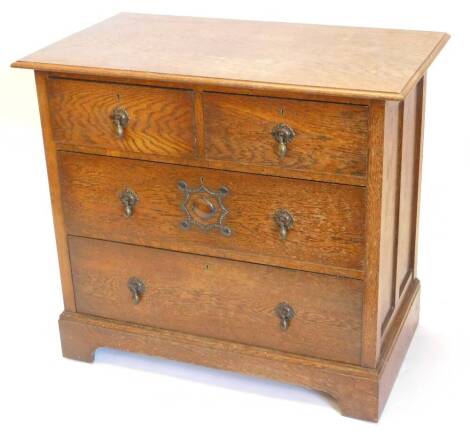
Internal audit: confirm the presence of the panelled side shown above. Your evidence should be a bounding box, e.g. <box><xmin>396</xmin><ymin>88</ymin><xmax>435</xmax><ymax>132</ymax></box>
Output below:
<box><xmin>361</xmin><ymin>100</ymin><xmax>385</xmax><ymax>368</ymax></box>
<box><xmin>380</xmin><ymin>76</ymin><xmax>426</xmax><ymax>344</ymax></box>
<box><xmin>395</xmin><ymin>80</ymin><xmax>423</xmax><ymax>298</ymax></box>
<box><xmin>378</xmin><ymin>101</ymin><xmax>401</xmax><ymax>334</ymax></box>
<box><xmin>362</xmin><ymin>97</ymin><xmax>408</xmax><ymax>367</ymax></box>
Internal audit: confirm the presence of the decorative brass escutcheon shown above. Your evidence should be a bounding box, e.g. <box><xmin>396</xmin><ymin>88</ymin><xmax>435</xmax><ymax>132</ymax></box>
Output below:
<box><xmin>274</xmin><ymin>209</ymin><xmax>294</xmax><ymax>240</ymax></box>
<box><xmin>178</xmin><ymin>178</ymin><xmax>231</xmax><ymax>236</ymax></box>
<box><xmin>272</xmin><ymin>123</ymin><xmax>295</xmax><ymax>158</ymax></box>
<box><xmin>111</xmin><ymin>107</ymin><xmax>129</xmax><ymax>138</ymax></box>
<box><xmin>119</xmin><ymin>188</ymin><xmax>139</xmax><ymax>218</ymax></box>
<box><xmin>275</xmin><ymin>302</ymin><xmax>295</xmax><ymax>330</ymax></box>
<box><xmin>128</xmin><ymin>277</ymin><xmax>145</xmax><ymax>305</ymax></box>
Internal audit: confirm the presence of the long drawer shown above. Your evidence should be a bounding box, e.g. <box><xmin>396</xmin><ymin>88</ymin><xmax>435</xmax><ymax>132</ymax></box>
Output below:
<box><xmin>69</xmin><ymin>236</ymin><xmax>363</xmax><ymax>364</ymax></box>
<box><xmin>58</xmin><ymin>151</ymin><xmax>366</xmax><ymax>278</ymax></box>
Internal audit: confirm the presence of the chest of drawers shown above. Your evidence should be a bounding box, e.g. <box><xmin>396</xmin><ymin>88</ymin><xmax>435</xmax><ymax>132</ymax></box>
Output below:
<box><xmin>12</xmin><ymin>13</ymin><xmax>448</xmax><ymax>421</ymax></box>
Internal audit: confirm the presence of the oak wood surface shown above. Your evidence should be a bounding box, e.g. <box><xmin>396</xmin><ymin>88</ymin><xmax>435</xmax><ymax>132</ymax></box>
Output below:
<box><xmin>362</xmin><ymin>79</ymin><xmax>425</xmax><ymax>364</ymax></box>
<box><xmin>48</xmin><ymin>77</ymin><xmax>196</xmax><ymax>159</ymax></box>
<box><xmin>204</xmin><ymin>92</ymin><xmax>369</xmax><ymax>181</ymax></box>
<box><xmin>380</xmin><ymin>77</ymin><xmax>426</xmax><ymax>339</ymax></box>
<box><xmin>378</xmin><ymin>101</ymin><xmax>401</xmax><ymax>335</ymax></box>
<box><xmin>378</xmin><ymin>279</ymin><xmax>420</xmax><ymax>414</ymax></box>
<box><xmin>361</xmin><ymin>100</ymin><xmax>385</xmax><ymax>367</ymax></box>
<box><xmin>44</xmin><ymin>74</ymin><xmax>370</xmax><ymax>186</ymax></box>
<box><xmin>34</xmin><ymin>72</ymin><xmax>76</xmax><ymax>311</ymax></box>
<box><xmin>58</xmin><ymin>151</ymin><xmax>366</xmax><ymax>278</ymax></box>
<box><xmin>49</xmin><ymin>71</ymin><xmax>375</xmax><ymax>105</ymax></box>
<box><xmin>58</xmin><ymin>278</ymin><xmax>420</xmax><ymax>421</ymax></box>
<box><xmin>396</xmin><ymin>84</ymin><xmax>420</xmax><ymax>299</ymax></box>
<box><xmin>70</xmin><ymin>236</ymin><xmax>363</xmax><ymax>364</ymax></box>
<box><xmin>13</xmin><ymin>13</ymin><xmax>449</xmax><ymax>100</ymax></box>
<box><xmin>59</xmin><ymin>310</ymin><xmax>378</xmax><ymax>421</ymax></box>
<box><xmin>412</xmin><ymin>76</ymin><xmax>427</xmax><ymax>278</ymax></box>
<box><xmin>48</xmin><ymin>74</ymin><xmax>369</xmax><ymax>186</ymax></box>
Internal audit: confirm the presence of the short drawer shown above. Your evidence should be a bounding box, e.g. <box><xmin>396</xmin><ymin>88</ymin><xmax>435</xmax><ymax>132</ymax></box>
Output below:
<box><xmin>69</xmin><ymin>236</ymin><xmax>363</xmax><ymax>364</ymax></box>
<box><xmin>58</xmin><ymin>151</ymin><xmax>366</xmax><ymax>278</ymax></box>
<box><xmin>203</xmin><ymin>92</ymin><xmax>369</xmax><ymax>183</ymax></box>
<box><xmin>47</xmin><ymin>78</ymin><xmax>196</xmax><ymax>159</ymax></box>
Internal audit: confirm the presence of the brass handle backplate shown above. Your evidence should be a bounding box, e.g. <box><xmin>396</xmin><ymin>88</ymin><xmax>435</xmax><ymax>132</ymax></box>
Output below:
<box><xmin>274</xmin><ymin>209</ymin><xmax>294</xmax><ymax>240</ymax></box>
<box><xmin>120</xmin><ymin>188</ymin><xmax>139</xmax><ymax>218</ymax></box>
<box><xmin>178</xmin><ymin>177</ymin><xmax>231</xmax><ymax>236</ymax></box>
<box><xmin>275</xmin><ymin>302</ymin><xmax>295</xmax><ymax>330</ymax></box>
<box><xmin>111</xmin><ymin>107</ymin><xmax>129</xmax><ymax>138</ymax></box>
<box><xmin>272</xmin><ymin>123</ymin><xmax>295</xmax><ymax>158</ymax></box>
<box><xmin>128</xmin><ymin>277</ymin><xmax>145</xmax><ymax>305</ymax></box>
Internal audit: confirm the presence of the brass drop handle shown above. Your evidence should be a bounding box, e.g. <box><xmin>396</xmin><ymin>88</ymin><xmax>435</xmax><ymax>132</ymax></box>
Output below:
<box><xmin>272</xmin><ymin>123</ymin><xmax>295</xmax><ymax>158</ymax></box>
<box><xmin>275</xmin><ymin>302</ymin><xmax>295</xmax><ymax>330</ymax></box>
<box><xmin>191</xmin><ymin>196</ymin><xmax>217</xmax><ymax>221</ymax></box>
<box><xmin>119</xmin><ymin>188</ymin><xmax>139</xmax><ymax>218</ymax></box>
<box><xmin>111</xmin><ymin>107</ymin><xmax>129</xmax><ymax>138</ymax></box>
<box><xmin>128</xmin><ymin>277</ymin><xmax>145</xmax><ymax>305</ymax></box>
<box><xmin>274</xmin><ymin>209</ymin><xmax>294</xmax><ymax>240</ymax></box>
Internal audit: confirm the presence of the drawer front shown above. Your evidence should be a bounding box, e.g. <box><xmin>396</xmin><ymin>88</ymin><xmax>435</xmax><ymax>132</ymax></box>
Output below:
<box><xmin>69</xmin><ymin>236</ymin><xmax>363</xmax><ymax>364</ymax></box>
<box><xmin>204</xmin><ymin>92</ymin><xmax>369</xmax><ymax>183</ymax></box>
<box><xmin>48</xmin><ymin>78</ymin><xmax>196</xmax><ymax>159</ymax></box>
<box><xmin>58</xmin><ymin>152</ymin><xmax>366</xmax><ymax>278</ymax></box>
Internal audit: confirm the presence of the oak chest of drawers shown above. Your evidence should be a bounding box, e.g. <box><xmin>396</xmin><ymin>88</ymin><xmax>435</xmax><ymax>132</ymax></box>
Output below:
<box><xmin>13</xmin><ymin>13</ymin><xmax>449</xmax><ymax>421</ymax></box>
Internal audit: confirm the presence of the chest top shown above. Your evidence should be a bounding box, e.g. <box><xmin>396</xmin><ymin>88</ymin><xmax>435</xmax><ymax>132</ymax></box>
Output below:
<box><xmin>12</xmin><ymin>13</ymin><xmax>448</xmax><ymax>100</ymax></box>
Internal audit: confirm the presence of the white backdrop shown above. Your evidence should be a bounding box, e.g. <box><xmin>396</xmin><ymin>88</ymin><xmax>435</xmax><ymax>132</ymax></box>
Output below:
<box><xmin>1</xmin><ymin>1</ymin><xmax>468</xmax><ymax>433</ymax></box>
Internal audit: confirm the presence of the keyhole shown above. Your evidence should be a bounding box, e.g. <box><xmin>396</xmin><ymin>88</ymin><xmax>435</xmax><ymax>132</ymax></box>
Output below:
<box><xmin>280</xmin><ymin>107</ymin><xmax>285</xmax><ymax>116</ymax></box>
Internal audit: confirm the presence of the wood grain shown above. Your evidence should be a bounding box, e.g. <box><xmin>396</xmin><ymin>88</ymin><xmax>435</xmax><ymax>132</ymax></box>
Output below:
<box><xmin>204</xmin><ymin>92</ymin><xmax>369</xmax><ymax>182</ymax></box>
<box><xmin>69</xmin><ymin>236</ymin><xmax>363</xmax><ymax>364</ymax></box>
<box><xmin>59</xmin><ymin>310</ymin><xmax>379</xmax><ymax>420</ymax></box>
<box><xmin>396</xmin><ymin>83</ymin><xmax>420</xmax><ymax>299</ymax></box>
<box><xmin>48</xmin><ymin>71</ymin><xmax>374</xmax><ymax>105</ymax></box>
<box><xmin>412</xmin><ymin>76</ymin><xmax>427</xmax><ymax>278</ymax></box>
<box><xmin>57</xmin><ymin>279</ymin><xmax>421</xmax><ymax>421</ymax></box>
<box><xmin>361</xmin><ymin>100</ymin><xmax>385</xmax><ymax>368</ymax></box>
<box><xmin>47</xmin><ymin>77</ymin><xmax>196</xmax><ymax>159</ymax></box>
<box><xmin>378</xmin><ymin>279</ymin><xmax>420</xmax><ymax>415</ymax></box>
<box><xmin>362</xmin><ymin>79</ymin><xmax>424</xmax><ymax>363</ymax></box>
<box><xmin>34</xmin><ymin>72</ymin><xmax>76</xmax><ymax>311</ymax></box>
<box><xmin>44</xmin><ymin>75</ymin><xmax>369</xmax><ymax>186</ymax></box>
<box><xmin>58</xmin><ymin>151</ymin><xmax>366</xmax><ymax>278</ymax></box>
<box><xmin>378</xmin><ymin>101</ymin><xmax>401</xmax><ymax>335</ymax></box>
<box><xmin>13</xmin><ymin>13</ymin><xmax>449</xmax><ymax>100</ymax></box>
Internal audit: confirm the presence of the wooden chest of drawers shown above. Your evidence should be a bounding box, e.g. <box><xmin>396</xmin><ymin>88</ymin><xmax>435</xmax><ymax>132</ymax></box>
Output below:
<box><xmin>12</xmin><ymin>13</ymin><xmax>448</xmax><ymax>421</ymax></box>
